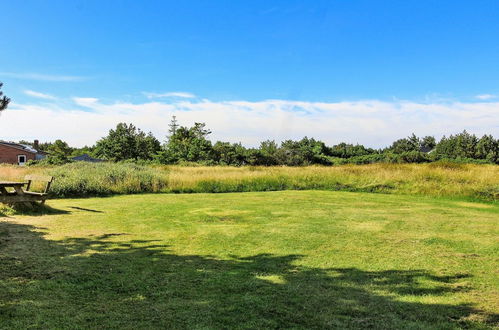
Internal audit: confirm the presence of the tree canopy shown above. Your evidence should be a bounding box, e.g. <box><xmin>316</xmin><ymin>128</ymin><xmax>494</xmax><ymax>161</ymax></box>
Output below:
<box><xmin>95</xmin><ymin>123</ymin><xmax>161</xmax><ymax>161</ymax></box>
<box><xmin>18</xmin><ymin>116</ymin><xmax>499</xmax><ymax>166</ymax></box>
<box><xmin>158</xmin><ymin>121</ymin><xmax>213</xmax><ymax>163</ymax></box>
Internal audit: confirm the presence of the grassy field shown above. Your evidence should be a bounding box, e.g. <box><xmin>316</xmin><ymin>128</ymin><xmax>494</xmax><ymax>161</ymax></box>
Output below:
<box><xmin>1</xmin><ymin>162</ymin><xmax>498</xmax><ymax>201</ymax></box>
<box><xmin>1</xmin><ymin>191</ymin><xmax>497</xmax><ymax>328</ymax></box>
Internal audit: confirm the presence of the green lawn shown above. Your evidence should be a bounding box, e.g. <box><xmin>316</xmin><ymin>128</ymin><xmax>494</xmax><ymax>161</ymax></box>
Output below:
<box><xmin>1</xmin><ymin>191</ymin><xmax>498</xmax><ymax>329</ymax></box>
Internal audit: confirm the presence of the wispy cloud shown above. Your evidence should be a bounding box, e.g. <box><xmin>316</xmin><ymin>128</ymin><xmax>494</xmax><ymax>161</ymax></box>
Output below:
<box><xmin>476</xmin><ymin>94</ymin><xmax>497</xmax><ymax>100</ymax></box>
<box><xmin>143</xmin><ymin>91</ymin><xmax>196</xmax><ymax>99</ymax></box>
<box><xmin>1</xmin><ymin>72</ymin><xmax>85</xmax><ymax>82</ymax></box>
<box><xmin>24</xmin><ymin>90</ymin><xmax>57</xmax><ymax>100</ymax></box>
<box><xmin>2</xmin><ymin>97</ymin><xmax>498</xmax><ymax>148</ymax></box>
<box><xmin>73</xmin><ymin>97</ymin><xmax>99</xmax><ymax>107</ymax></box>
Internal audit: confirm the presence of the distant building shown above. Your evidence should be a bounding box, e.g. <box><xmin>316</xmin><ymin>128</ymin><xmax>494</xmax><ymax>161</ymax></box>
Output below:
<box><xmin>71</xmin><ymin>154</ymin><xmax>105</xmax><ymax>163</ymax></box>
<box><xmin>420</xmin><ymin>146</ymin><xmax>435</xmax><ymax>153</ymax></box>
<box><xmin>0</xmin><ymin>140</ymin><xmax>48</xmax><ymax>165</ymax></box>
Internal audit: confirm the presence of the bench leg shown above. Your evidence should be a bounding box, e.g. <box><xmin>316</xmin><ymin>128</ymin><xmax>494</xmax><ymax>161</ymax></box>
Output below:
<box><xmin>12</xmin><ymin>186</ymin><xmax>34</xmax><ymax>208</ymax></box>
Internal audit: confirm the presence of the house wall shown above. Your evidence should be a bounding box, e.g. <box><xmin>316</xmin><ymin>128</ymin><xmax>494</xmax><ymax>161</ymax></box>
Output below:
<box><xmin>0</xmin><ymin>145</ymin><xmax>36</xmax><ymax>164</ymax></box>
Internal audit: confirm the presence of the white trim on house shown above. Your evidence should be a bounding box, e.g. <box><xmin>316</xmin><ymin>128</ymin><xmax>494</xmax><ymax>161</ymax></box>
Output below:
<box><xmin>17</xmin><ymin>154</ymin><xmax>27</xmax><ymax>166</ymax></box>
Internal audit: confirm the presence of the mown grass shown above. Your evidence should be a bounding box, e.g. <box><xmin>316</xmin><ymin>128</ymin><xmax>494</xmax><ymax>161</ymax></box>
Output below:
<box><xmin>1</xmin><ymin>162</ymin><xmax>498</xmax><ymax>201</ymax></box>
<box><xmin>1</xmin><ymin>191</ymin><xmax>498</xmax><ymax>328</ymax></box>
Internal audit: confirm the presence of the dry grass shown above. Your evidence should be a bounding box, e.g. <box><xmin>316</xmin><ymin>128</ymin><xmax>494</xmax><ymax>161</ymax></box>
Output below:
<box><xmin>1</xmin><ymin>162</ymin><xmax>498</xmax><ymax>201</ymax></box>
<box><xmin>163</xmin><ymin>163</ymin><xmax>499</xmax><ymax>200</ymax></box>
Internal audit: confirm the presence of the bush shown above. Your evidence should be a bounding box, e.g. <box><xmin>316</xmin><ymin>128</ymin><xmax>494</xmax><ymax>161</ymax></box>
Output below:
<box><xmin>346</xmin><ymin>154</ymin><xmax>386</xmax><ymax>165</ymax></box>
<box><xmin>48</xmin><ymin>162</ymin><xmax>168</xmax><ymax>197</ymax></box>
<box><xmin>396</xmin><ymin>151</ymin><xmax>430</xmax><ymax>163</ymax></box>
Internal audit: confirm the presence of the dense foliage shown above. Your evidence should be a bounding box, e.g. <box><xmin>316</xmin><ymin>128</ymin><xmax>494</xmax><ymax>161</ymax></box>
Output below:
<box><xmin>152</xmin><ymin>121</ymin><xmax>497</xmax><ymax>165</ymax></box>
<box><xmin>95</xmin><ymin>123</ymin><xmax>161</xmax><ymax>161</ymax></box>
<box><xmin>156</xmin><ymin>122</ymin><xmax>213</xmax><ymax>163</ymax></box>
<box><xmin>22</xmin><ymin>118</ymin><xmax>499</xmax><ymax>166</ymax></box>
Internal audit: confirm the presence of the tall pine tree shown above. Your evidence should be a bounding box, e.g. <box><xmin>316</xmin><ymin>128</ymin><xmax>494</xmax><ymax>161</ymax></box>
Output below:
<box><xmin>168</xmin><ymin>115</ymin><xmax>179</xmax><ymax>136</ymax></box>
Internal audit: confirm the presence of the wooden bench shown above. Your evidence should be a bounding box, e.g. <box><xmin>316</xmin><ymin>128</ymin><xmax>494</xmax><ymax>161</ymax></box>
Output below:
<box><xmin>23</xmin><ymin>175</ymin><xmax>54</xmax><ymax>204</ymax></box>
<box><xmin>0</xmin><ymin>175</ymin><xmax>54</xmax><ymax>206</ymax></box>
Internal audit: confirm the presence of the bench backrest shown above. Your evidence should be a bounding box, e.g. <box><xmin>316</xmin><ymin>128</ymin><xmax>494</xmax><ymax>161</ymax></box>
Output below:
<box><xmin>25</xmin><ymin>175</ymin><xmax>54</xmax><ymax>193</ymax></box>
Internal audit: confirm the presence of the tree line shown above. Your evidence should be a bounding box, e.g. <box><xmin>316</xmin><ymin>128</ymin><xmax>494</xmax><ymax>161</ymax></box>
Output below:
<box><xmin>26</xmin><ymin>117</ymin><xmax>499</xmax><ymax>165</ymax></box>
<box><xmin>2</xmin><ymin>81</ymin><xmax>496</xmax><ymax>165</ymax></box>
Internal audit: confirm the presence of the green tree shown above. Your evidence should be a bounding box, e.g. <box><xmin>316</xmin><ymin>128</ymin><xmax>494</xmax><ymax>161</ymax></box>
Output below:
<box><xmin>136</xmin><ymin>131</ymin><xmax>162</xmax><ymax>160</ymax></box>
<box><xmin>476</xmin><ymin>134</ymin><xmax>499</xmax><ymax>163</ymax></box>
<box><xmin>95</xmin><ymin>123</ymin><xmax>161</xmax><ymax>161</ymax></box>
<box><xmin>158</xmin><ymin>122</ymin><xmax>213</xmax><ymax>163</ymax></box>
<box><xmin>277</xmin><ymin>137</ymin><xmax>331</xmax><ymax>166</ymax></box>
<box><xmin>45</xmin><ymin>140</ymin><xmax>73</xmax><ymax>164</ymax></box>
<box><xmin>389</xmin><ymin>134</ymin><xmax>421</xmax><ymax>154</ymax></box>
<box><xmin>71</xmin><ymin>145</ymin><xmax>97</xmax><ymax>158</ymax></box>
<box><xmin>455</xmin><ymin>130</ymin><xmax>478</xmax><ymax>158</ymax></box>
<box><xmin>330</xmin><ymin>142</ymin><xmax>375</xmax><ymax>158</ymax></box>
<box><xmin>244</xmin><ymin>148</ymin><xmax>265</xmax><ymax>165</ymax></box>
<box><xmin>435</xmin><ymin>130</ymin><xmax>479</xmax><ymax>159</ymax></box>
<box><xmin>0</xmin><ymin>82</ymin><xmax>10</xmax><ymax>112</ymax></box>
<box><xmin>421</xmin><ymin>136</ymin><xmax>436</xmax><ymax>151</ymax></box>
<box><xmin>213</xmin><ymin>142</ymin><xmax>247</xmax><ymax>165</ymax></box>
<box><xmin>258</xmin><ymin>140</ymin><xmax>279</xmax><ymax>165</ymax></box>
<box><xmin>168</xmin><ymin>115</ymin><xmax>179</xmax><ymax>136</ymax></box>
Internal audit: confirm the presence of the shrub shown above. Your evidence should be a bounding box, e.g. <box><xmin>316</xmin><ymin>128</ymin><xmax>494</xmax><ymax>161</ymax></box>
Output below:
<box><xmin>397</xmin><ymin>151</ymin><xmax>430</xmax><ymax>163</ymax></box>
<box><xmin>48</xmin><ymin>162</ymin><xmax>168</xmax><ymax>197</ymax></box>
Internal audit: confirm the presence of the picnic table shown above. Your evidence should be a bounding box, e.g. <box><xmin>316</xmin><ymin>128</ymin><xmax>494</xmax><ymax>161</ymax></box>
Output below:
<box><xmin>0</xmin><ymin>175</ymin><xmax>54</xmax><ymax>207</ymax></box>
<box><xmin>0</xmin><ymin>181</ymin><xmax>31</xmax><ymax>207</ymax></box>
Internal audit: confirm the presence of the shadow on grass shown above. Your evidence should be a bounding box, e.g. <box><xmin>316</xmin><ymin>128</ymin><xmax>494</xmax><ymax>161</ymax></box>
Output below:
<box><xmin>0</xmin><ymin>203</ymin><xmax>70</xmax><ymax>218</ymax></box>
<box><xmin>0</xmin><ymin>204</ymin><xmax>105</xmax><ymax>217</ymax></box>
<box><xmin>69</xmin><ymin>206</ymin><xmax>104</xmax><ymax>213</ymax></box>
<box><xmin>0</xmin><ymin>221</ymin><xmax>496</xmax><ymax>329</ymax></box>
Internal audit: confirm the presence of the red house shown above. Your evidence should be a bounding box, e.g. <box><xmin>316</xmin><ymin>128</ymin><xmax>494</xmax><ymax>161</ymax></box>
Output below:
<box><xmin>0</xmin><ymin>140</ymin><xmax>47</xmax><ymax>165</ymax></box>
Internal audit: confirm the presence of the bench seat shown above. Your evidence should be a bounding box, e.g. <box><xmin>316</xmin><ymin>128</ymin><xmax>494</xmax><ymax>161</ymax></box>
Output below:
<box><xmin>23</xmin><ymin>191</ymin><xmax>47</xmax><ymax>196</ymax></box>
<box><xmin>23</xmin><ymin>175</ymin><xmax>54</xmax><ymax>204</ymax></box>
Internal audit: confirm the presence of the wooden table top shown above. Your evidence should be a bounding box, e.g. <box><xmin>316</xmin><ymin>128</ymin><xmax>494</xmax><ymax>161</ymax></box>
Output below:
<box><xmin>0</xmin><ymin>182</ymin><xmax>26</xmax><ymax>187</ymax></box>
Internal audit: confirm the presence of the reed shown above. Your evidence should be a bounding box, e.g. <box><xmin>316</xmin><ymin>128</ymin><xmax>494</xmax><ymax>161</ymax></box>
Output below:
<box><xmin>0</xmin><ymin>162</ymin><xmax>497</xmax><ymax>201</ymax></box>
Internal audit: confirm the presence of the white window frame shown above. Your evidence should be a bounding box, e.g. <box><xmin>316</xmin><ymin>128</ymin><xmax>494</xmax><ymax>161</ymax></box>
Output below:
<box><xmin>18</xmin><ymin>154</ymin><xmax>27</xmax><ymax>166</ymax></box>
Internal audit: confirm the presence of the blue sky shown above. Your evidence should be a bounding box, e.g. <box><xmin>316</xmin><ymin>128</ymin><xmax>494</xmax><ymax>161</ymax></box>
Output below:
<box><xmin>1</xmin><ymin>0</ymin><xmax>498</xmax><ymax>146</ymax></box>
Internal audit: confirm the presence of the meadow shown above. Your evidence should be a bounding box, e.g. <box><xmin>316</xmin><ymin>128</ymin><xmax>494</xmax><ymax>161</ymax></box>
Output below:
<box><xmin>1</xmin><ymin>191</ymin><xmax>498</xmax><ymax>328</ymax></box>
<box><xmin>0</xmin><ymin>162</ymin><xmax>498</xmax><ymax>201</ymax></box>
<box><xmin>1</xmin><ymin>163</ymin><xmax>498</xmax><ymax>328</ymax></box>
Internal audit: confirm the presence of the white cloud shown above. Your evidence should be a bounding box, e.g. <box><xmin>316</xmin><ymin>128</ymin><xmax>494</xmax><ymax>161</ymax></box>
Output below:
<box><xmin>73</xmin><ymin>97</ymin><xmax>99</xmax><ymax>107</ymax></box>
<box><xmin>24</xmin><ymin>90</ymin><xmax>57</xmax><ymax>100</ymax></box>
<box><xmin>476</xmin><ymin>94</ymin><xmax>497</xmax><ymax>100</ymax></box>
<box><xmin>143</xmin><ymin>91</ymin><xmax>196</xmax><ymax>99</ymax></box>
<box><xmin>0</xmin><ymin>72</ymin><xmax>85</xmax><ymax>82</ymax></box>
<box><xmin>1</xmin><ymin>97</ymin><xmax>498</xmax><ymax>148</ymax></box>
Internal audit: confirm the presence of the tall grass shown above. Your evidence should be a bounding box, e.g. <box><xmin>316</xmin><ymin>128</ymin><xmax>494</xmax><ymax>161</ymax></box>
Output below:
<box><xmin>0</xmin><ymin>163</ymin><xmax>168</xmax><ymax>197</ymax></box>
<box><xmin>164</xmin><ymin>163</ymin><xmax>499</xmax><ymax>201</ymax></box>
<box><xmin>0</xmin><ymin>162</ymin><xmax>498</xmax><ymax>201</ymax></box>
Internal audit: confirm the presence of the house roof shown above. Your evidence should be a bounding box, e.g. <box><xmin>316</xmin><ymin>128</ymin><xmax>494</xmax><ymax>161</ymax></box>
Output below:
<box><xmin>0</xmin><ymin>141</ymin><xmax>39</xmax><ymax>154</ymax></box>
<box><xmin>419</xmin><ymin>146</ymin><xmax>435</xmax><ymax>153</ymax></box>
<box><xmin>71</xmin><ymin>154</ymin><xmax>105</xmax><ymax>162</ymax></box>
